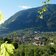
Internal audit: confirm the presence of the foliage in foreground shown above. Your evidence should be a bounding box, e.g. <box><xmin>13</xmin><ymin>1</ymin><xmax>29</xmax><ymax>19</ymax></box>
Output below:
<box><xmin>0</xmin><ymin>40</ymin><xmax>56</xmax><ymax>56</ymax></box>
<box><xmin>14</xmin><ymin>44</ymin><xmax>56</xmax><ymax>56</ymax></box>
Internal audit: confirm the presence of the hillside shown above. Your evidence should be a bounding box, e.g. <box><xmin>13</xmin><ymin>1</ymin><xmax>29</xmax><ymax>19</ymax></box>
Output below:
<box><xmin>0</xmin><ymin>4</ymin><xmax>56</xmax><ymax>36</ymax></box>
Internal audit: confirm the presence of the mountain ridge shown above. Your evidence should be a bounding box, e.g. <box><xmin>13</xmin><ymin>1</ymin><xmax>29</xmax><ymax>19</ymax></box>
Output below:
<box><xmin>0</xmin><ymin>4</ymin><xmax>56</xmax><ymax>36</ymax></box>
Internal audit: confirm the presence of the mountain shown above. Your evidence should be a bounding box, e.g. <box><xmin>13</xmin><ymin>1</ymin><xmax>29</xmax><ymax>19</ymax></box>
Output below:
<box><xmin>0</xmin><ymin>4</ymin><xmax>56</xmax><ymax>36</ymax></box>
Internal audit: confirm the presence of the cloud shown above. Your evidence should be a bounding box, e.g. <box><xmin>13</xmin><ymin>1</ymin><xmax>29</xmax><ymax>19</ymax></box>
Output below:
<box><xmin>19</xmin><ymin>5</ymin><xmax>32</xmax><ymax>9</ymax></box>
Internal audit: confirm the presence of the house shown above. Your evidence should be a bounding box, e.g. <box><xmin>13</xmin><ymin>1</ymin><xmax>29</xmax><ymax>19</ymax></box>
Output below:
<box><xmin>33</xmin><ymin>36</ymin><xmax>47</xmax><ymax>46</ymax></box>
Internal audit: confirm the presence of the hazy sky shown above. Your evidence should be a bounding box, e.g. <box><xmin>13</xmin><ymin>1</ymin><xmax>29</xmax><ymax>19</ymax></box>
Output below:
<box><xmin>0</xmin><ymin>0</ymin><xmax>56</xmax><ymax>20</ymax></box>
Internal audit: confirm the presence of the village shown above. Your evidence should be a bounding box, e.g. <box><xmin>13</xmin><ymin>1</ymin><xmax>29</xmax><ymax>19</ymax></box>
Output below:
<box><xmin>6</xmin><ymin>32</ymin><xmax>55</xmax><ymax>46</ymax></box>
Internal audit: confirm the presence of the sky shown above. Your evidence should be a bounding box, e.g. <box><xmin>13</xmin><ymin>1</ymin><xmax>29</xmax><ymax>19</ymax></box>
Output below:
<box><xmin>0</xmin><ymin>0</ymin><xmax>56</xmax><ymax>21</ymax></box>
